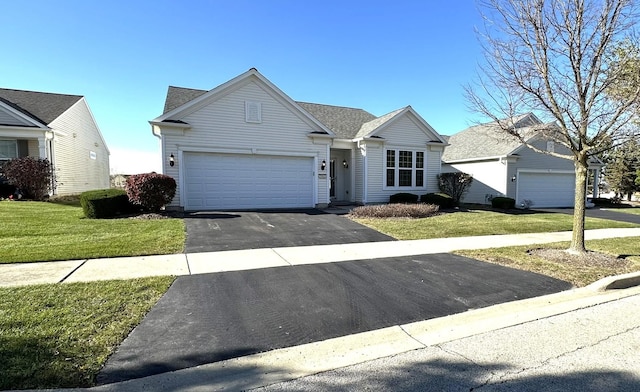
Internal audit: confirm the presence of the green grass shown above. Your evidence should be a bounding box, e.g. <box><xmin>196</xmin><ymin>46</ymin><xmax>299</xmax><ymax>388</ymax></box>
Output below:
<box><xmin>603</xmin><ymin>206</ymin><xmax>640</xmax><ymax>215</ymax></box>
<box><xmin>0</xmin><ymin>277</ymin><xmax>174</xmax><ymax>389</ymax></box>
<box><xmin>352</xmin><ymin>209</ymin><xmax>639</xmax><ymax>240</ymax></box>
<box><xmin>0</xmin><ymin>201</ymin><xmax>185</xmax><ymax>263</ymax></box>
<box><xmin>456</xmin><ymin>237</ymin><xmax>640</xmax><ymax>287</ymax></box>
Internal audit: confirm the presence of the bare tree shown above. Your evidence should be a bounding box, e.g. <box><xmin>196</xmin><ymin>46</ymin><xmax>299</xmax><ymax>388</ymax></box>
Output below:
<box><xmin>467</xmin><ymin>0</ymin><xmax>640</xmax><ymax>254</ymax></box>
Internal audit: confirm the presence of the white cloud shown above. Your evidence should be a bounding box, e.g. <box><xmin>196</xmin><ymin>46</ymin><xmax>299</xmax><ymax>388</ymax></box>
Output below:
<box><xmin>109</xmin><ymin>148</ymin><xmax>162</xmax><ymax>175</ymax></box>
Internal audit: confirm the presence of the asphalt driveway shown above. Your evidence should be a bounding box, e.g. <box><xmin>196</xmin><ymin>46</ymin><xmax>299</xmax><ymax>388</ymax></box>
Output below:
<box><xmin>184</xmin><ymin>209</ymin><xmax>394</xmax><ymax>253</ymax></box>
<box><xmin>97</xmin><ymin>253</ymin><xmax>571</xmax><ymax>384</ymax></box>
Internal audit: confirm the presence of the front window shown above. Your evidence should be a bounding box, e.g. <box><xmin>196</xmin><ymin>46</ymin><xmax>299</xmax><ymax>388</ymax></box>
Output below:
<box><xmin>0</xmin><ymin>140</ymin><xmax>18</xmax><ymax>162</ymax></box>
<box><xmin>385</xmin><ymin>148</ymin><xmax>426</xmax><ymax>188</ymax></box>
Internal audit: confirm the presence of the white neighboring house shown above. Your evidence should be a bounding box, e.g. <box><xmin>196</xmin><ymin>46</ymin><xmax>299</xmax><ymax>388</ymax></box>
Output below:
<box><xmin>150</xmin><ymin>68</ymin><xmax>448</xmax><ymax>211</ymax></box>
<box><xmin>0</xmin><ymin>88</ymin><xmax>110</xmax><ymax>195</ymax></box>
<box><xmin>442</xmin><ymin>113</ymin><xmax>603</xmax><ymax>208</ymax></box>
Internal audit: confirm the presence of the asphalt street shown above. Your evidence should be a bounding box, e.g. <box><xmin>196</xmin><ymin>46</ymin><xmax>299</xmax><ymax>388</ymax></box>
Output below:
<box><xmin>253</xmin><ymin>291</ymin><xmax>640</xmax><ymax>392</ymax></box>
<box><xmin>97</xmin><ymin>253</ymin><xmax>571</xmax><ymax>385</ymax></box>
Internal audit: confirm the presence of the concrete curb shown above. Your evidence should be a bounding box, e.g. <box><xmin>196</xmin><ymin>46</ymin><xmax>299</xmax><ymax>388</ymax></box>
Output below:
<box><xmin>588</xmin><ymin>271</ymin><xmax>640</xmax><ymax>291</ymax></box>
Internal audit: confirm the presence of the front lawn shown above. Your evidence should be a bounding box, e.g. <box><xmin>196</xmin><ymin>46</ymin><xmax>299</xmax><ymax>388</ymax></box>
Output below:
<box><xmin>456</xmin><ymin>237</ymin><xmax>640</xmax><ymax>287</ymax></box>
<box><xmin>351</xmin><ymin>209</ymin><xmax>639</xmax><ymax>240</ymax></box>
<box><xmin>602</xmin><ymin>207</ymin><xmax>640</xmax><ymax>215</ymax></box>
<box><xmin>0</xmin><ymin>201</ymin><xmax>185</xmax><ymax>263</ymax></box>
<box><xmin>0</xmin><ymin>277</ymin><xmax>174</xmax><ymax>390</ymax></box>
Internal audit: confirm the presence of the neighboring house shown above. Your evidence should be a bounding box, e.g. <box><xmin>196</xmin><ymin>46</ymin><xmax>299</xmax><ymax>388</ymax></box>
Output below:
<box><xmin>0</xmin><ymin>88</ymin><xmax>110</xmax><ymax>195</ymax></box>
<box><xmin>442</xmin><ymin>113</ymin><xmax>602</xmax><ymax>208</ymax></box>
<box><xmin>150</xmin><ymin>68</ymin><xmax>447</xmax><ymax>211</ymax></box>
<box><xmin>110</xmin><ymin>174</ymin><xmax>129</xmax><ymax>189</ymax></box>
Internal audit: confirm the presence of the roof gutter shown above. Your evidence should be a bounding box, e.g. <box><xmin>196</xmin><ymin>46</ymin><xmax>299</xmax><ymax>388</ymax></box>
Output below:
<box><xmin>443</xmin><ymin>155</ymin><xmax>512</xmax><ymax>164</ymax></box>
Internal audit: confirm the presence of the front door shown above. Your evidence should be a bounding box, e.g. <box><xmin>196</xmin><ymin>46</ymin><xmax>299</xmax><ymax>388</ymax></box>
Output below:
<box><xmin>330</xmin><ymin>159</ymin><xmax>336</xmax><ymax>199</ymax></box>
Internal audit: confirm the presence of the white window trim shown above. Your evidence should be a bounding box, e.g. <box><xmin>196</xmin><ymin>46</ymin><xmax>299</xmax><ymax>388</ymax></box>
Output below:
<box><xmin>383</xmin><ymin>148</ymin><xmax>427</xmax><ymax>190</ymax></box>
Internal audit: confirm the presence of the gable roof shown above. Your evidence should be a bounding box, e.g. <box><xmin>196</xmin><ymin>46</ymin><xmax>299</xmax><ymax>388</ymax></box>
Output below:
<box><xmin>296</xmin><ymin>102</ymin><xmax>377</xmax><ymax>139</ymax></box>
<box><xmin>160</xmin><ymin>79</ymin><xmax>444</xmax><ymax>142</ymax></box>
<box><xmin>154</xmin><ymin>69</ymin><xmax>334</xmax><ymax>136</ymax></box>
<box><xmin>0</xmin><ymin>88</ymin><xmax>83</xmax><ymax>125</ymax></box>
<box><xmin>442</xmin><ymin>113</ymin><xmax>554</xmax><ymax>162</ymax></box>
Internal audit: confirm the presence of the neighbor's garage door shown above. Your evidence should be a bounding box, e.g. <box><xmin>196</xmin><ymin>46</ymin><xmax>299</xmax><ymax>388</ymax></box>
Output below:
<box><xmin>517</xmin><ymin>172</ymin><xmax>575</xmax><ymax>208</ymax></box>
<box><xmin>183</xmin><ymin>152</ymin><xmax>314</xmax><ymax>211</ymax></box>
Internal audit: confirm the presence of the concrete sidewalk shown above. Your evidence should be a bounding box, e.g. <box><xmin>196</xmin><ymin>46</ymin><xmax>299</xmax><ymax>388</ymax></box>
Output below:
<box><xmin>2</xmin><ymin>227</ymin><xmax>640</xmax><ymax>287</ymax></box>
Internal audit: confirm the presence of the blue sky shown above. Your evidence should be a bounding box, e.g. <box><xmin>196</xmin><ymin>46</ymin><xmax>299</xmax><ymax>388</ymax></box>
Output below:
<box><xmin>2</xmin><ymin>1</ymin><xmax>485</xmax><ymax>174</ymax></box>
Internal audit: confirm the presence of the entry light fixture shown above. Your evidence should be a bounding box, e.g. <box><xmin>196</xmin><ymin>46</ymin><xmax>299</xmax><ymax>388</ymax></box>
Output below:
<box><xmin>321</xmin><ymin>160</ymin><xmax>326</xmax><ymax>171</ymax></box>
<box><xmin>342</xmin><ymin>159</ymin><xmax>348</xmax><ymax>169</ymax></box>
<box><xmin>511</xmin><ymin>175</ymin><xmax>516</xmax><ymax>182</ymax></box>
<box><xmin>169</xmin><ymin>154</ymin><xmax>175</xmax><ymax>167</ymax></box>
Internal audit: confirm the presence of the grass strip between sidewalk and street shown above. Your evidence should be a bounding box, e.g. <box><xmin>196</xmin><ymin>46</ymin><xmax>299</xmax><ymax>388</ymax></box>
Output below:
<box><xmin>0</xmin><ymin>276</ymin><xmax>174</xmax><ymax>390</ymax></box>
<box><xmin>352</xmin><ymin>209</ymin><xmax>639</xmax><ymax>240</ymax></box>
<box><xmin>456</xmin><ymin>236</ymin><xmax>640</xmax><ymax>287</ymax></box>
<box><xmin>0</xmin><ymin>201</ymin><xmax>185</xmax><ymax>263</ymax></box>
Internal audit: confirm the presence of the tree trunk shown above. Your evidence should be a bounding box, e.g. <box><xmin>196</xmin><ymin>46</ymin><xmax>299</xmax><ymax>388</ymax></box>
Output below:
<box><xmin>569</xmin><ymin>156</ymin><xmax>589</xmax><ymax>254</ymax></box>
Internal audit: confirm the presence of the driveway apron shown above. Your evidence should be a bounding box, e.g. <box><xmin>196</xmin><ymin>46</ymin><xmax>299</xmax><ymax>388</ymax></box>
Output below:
<box><xmin>97</xmin><ymin>253</ymin><xmax>571</xmax><ymax>384</ymax></box>
<box><xmin>184</xmin><ymin>209</ymin><xmax>395</xmax><ymax>253</ymax></box>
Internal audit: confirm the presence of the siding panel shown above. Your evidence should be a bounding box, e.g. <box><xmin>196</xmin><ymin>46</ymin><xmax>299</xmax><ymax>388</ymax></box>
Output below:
<box><xmin>161</xmin><ymin>80</ymin><xmax>328</xmax><ymax>208</ymax></box>
<box><xmin>48</xmin><ymin>99</ymin><xmax>110</xmax><ymax>195</ymax></box>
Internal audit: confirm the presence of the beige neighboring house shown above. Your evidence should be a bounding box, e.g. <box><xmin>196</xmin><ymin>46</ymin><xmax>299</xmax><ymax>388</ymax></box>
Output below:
<box><xmin>0</xmin><ymin>88</ymin><xmax>110</xmax><ymax>195</ymax></box>
<box><xmin>150</xmin><ymin>68</ymin><xmax>447</xmax><ymax>211</ymax></box>
<box><xmin>110</xmin><ymin>174</ymin><xmax>129</xmax><ymax>189</ymax></box>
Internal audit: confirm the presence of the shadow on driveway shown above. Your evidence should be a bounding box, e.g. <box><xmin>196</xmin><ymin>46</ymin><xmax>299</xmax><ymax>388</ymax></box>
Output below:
<box><xmin>183</xmin><ymin>208</ymin><xmax>395</xmax><ymax>253</ymax></box>
<box><xmin>97</xmin><ymin>253</ymin><xmax>571</xmax><ymax>384</ymax></box>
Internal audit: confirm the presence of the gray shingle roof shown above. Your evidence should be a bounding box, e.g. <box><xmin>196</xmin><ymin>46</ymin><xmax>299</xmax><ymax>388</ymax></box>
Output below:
<box><xmin>163</xmin><ymin>86</ymin><xmax>208</xmax><ymax>114</ymax></box>
<box><xmin>353</xmin><ymin>107</ymin><xmax>405</xmax><ymax>139</ymax></box>
<box><xmin>162</xmin><ymin>85</ymin><xmax>403</xmax><ymax>139</ymax></box>
<box><xmin>296</xmin><ymin>102</ymin><xmax>377</xmax><ymax>139</ymax></box>
<box><xmin>442</xmin><ymin>113</ymin><xmax>549</xmax><ymax>162</ymax></box>
<box><xmin>0</xmin><ymin>88</ymin><xmax>83</xmax><ymax>125</ymax></box>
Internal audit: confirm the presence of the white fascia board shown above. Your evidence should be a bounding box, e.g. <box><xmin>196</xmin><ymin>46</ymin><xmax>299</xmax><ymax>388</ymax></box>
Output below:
<box><xmin>149</xmin><ymin>120</ymin><xmax>192</xmax><ymax>130</ymax></box>
<box><xmin>0</xmin><ymin>101</ymin><xmax>49</xmax><ymax>128</ymax></box>
<box><xmin>0</xmin><ymin>126</ymin><xmax>50</xmax><ymax>138</ymax></box>
<box><xmin>443</xmin><ymin>155</ymin><xmax>511</xmax><ymax>164</ymax></box>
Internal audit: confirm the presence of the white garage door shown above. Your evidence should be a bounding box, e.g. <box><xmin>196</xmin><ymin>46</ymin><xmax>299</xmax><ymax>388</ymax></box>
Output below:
<box><xmin>183</xmin><ymin>152</ymin><xmax>314</xmax><ymax>211</ymax></box>
<box><xmin>517</xmin><ymin>172</ymin><xmax>575</xmax><ymax>208</ymax></box>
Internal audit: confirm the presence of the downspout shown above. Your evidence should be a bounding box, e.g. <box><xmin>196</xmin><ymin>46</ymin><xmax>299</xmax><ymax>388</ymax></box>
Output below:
<box><xmin>150</xmin><ymin>123</ymin><xmax>164</xmax><ymax>174</ymax></box>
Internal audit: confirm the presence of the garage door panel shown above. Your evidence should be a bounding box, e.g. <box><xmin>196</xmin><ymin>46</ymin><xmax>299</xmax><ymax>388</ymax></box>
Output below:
<box><xmin>183</xmin><ymin>152</ymin><xmax>314</xmax><ymax>210</ymax></box>
<box><xmin>518</xmin><ymin>172</ymin><xmax>575</xmax><ymax>208</ymax></box>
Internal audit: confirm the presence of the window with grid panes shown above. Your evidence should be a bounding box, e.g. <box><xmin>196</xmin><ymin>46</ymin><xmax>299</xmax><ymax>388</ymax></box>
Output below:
<box><xmin>384</xmin><ymin>148</ymin><xmax>426</xmax><ymax>188</ymax></box>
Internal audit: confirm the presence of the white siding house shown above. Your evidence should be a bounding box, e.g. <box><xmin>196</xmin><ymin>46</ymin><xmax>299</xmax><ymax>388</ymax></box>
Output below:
<box><xmin>151</xmin><ymin>68</ymin><xmax>448</xmax><ymax>211</ymax></box>
<box><xmin>442</xmin><ymin>114</ymin><xmax>602</xmax><ymax>208</ymax></box>
<box><xmin>0</xmin><ymin>88</ymin><xmax>110</xmax><ymax>196</ymax></box>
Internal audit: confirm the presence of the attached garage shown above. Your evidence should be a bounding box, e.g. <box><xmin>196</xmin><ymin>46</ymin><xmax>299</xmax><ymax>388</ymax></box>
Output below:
<box><xmin>183</xmin><ymin>152</ymin><xmax>315</xmax><ymax>211</ymax></box>
<box><xmin>517</xmin><ymin>171</ymin><xmax>575</xmax><ymax>208</ymax></box>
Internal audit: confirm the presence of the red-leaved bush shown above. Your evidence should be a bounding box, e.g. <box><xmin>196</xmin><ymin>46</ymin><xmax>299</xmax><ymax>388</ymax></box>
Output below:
<box><xmin>125</xmin><ymin>173</ymin><xmax>176</xmax><ymax>212</ymax></box>
<box><xmin>1</xmin><ymin>157</ymin><xmax>54</xmax><ymax>200</ymax></box>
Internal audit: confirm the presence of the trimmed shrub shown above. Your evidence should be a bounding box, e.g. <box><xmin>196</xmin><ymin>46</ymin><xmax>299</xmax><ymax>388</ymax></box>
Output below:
<box><xmin>491</xmin><ymin>196</ymin><xmax>516</xmax><ymax>209</ymax></box>
<box><xmin>80</xmin><ymin>189</ymin><xmax>130</xmax><ymax>219</ymax></box>
<box><xmin>348</xmin><ymin>203</ymin><xmax>440</xmax><ymax>218</ymax></box>
<box><xmin>421</xmin><ymin>192</ymin><xmax>455</xmax><ymax>208</ymax></box>
<box><xmin>1</xmin><ymin>157</ymin><xmax>54</xmax><ymax>200</ymax></box>
<box><xmin>437</xmin><ymin>172</ymin><xmax>473</xmax><ymax>205</ymax></box>
<box><xmin>389</xmin><ymin>193</ymin><xmax>419</xmax><ymax>204</ymax></box>
<box><xmin>126</xmin><ymin>173</ymin><xmax>176</xmax><ymax>212</ymax></box>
